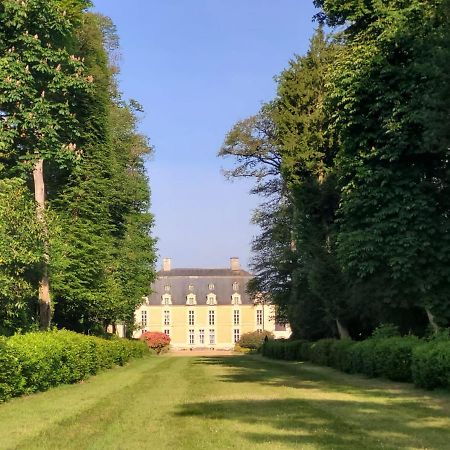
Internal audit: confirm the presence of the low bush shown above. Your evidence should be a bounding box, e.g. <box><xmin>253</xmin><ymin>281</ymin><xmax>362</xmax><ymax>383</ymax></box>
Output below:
<box><xmin>372</xmin><ymin>336</ymin><xmax>420</xmax><ymax>382</ymax></box>
<box><xmin>329</xmin><ymin>339</ymin><xmax>355</xmax><ymax>373</ymax></box>
<box><xmin>309</xmin><ymin>339</ymin><xmax>335</xmax><ymax>366</ymax></box>
<box><xmin>238</xmin><ymin>331</ymin><xmax>274</xmax><ymax>351</ymax></box>
<box><xmin>234</xmin><ymin>344</ymin><xmax>253</xmax><ymax>354</ymax></box>
<box><xmin>140</xmin><ymin>331</ymin><xmax>170</xmax><ymax>354</ymax></box>
<box><xmin>412</xmin><ymin>340</ymin><xmax>450</xmax><ymax>389</ymax></box>
<box><xmin>0</xmin><ymin>330</ymin><xmax>147</xmax><ymax>402</ymax></box>
<box><xmin>262</xmin><ymin>333</ymin><xmax>450</xmax><ymax>390</ymax></box>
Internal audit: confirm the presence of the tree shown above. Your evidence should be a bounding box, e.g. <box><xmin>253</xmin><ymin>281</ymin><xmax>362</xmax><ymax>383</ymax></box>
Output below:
<box><xmin>219</xmin><ymin>105</ymin><xmax>295</xmax><ymax>325</ymax></box>
<box><xmin>316</xmin><ymin>0</ymin><xmax>450</xmax><ymax>331</ymax></box>
<box><xmin>0</xmin><ymin>0</ymin><xmax>93</xmax><ymax>328</ymax></box>
<box><xmin>0</xmin><ymin>178</ymin><xmax>43</xmax><ymax>334</ymax></box>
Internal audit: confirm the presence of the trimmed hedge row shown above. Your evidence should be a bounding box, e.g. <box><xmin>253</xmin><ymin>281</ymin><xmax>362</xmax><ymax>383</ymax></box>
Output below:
<box><xmin>262</xmin><ymin>336</ymin><xmax>450</xmax><ymax>390</ymax></box>
<box><xmin>0</xmin><ymin>330</ymin><xmax>147</xmax><ymax>402</ymax></box>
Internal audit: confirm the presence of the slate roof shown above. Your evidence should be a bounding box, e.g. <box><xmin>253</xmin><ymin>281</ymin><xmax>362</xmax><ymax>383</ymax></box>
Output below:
<box><xmin>147</xmin><ymin>267</ymin><xmax>254</xmax><ymax>306</ymax></box>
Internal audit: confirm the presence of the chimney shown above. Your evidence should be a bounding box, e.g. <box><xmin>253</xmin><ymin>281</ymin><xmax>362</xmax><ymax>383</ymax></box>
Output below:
<box><xmin>162</xmin><ymin>258</ymin><xmax>171</xmax><ymax>272</ymax></box>
<box><xmin>230</xmin><ymin>257</ymin><xmax>240</xmax><ymax>271</ymax></box>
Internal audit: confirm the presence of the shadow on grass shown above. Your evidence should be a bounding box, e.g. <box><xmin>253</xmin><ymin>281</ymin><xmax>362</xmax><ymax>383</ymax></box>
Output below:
<box><xmin>182</xmin><ymin>356</ymin><xmax>450</xmax><ymax>449</ymax></box>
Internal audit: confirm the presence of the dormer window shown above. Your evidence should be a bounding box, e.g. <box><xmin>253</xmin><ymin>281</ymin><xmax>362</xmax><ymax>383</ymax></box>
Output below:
<box><xmin>231</xmin><ymin>293</ymin><xmax>241</xmax><ymax>305</ymax></box>
<box><xmin>232</xmin><ymin>282</ymin><xmax>239</xmax><ymax>291</ymax></box>
<box><xmin>208</xmin><ymin>283</ymin><xmax>215</xmax><ymax>291</ymax></box>
<box><xmin>188</xmin><ymin>284</ymin><xmax>194</xmax><ymax>291</ymax></box>
<box><xmin>206</xmin><ymin>293</ymin><xmax>217</xmax><ymax>305</ymax></box>
<box><xmin>164</xmin><ymin>285</ymin><xmax>171</xmax><ymax>292</ymax></box>
<box><xmin>161</xmin><ymin>294</ymin><xmax>172</xmax><ymax>305</ymax></box>
<box><xmin>186</xmin><ymin>293</ymin><xmax>197</xmax><ymax>305</ymax></box>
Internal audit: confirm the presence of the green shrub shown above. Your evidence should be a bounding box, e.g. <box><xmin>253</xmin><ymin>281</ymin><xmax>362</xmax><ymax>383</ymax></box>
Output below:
<box><xmin>0</xmin><ymin>330</ymin><xmax>147</xmax><ymax>402</ymax></box>
<box><xmin>262</xmin><ymin>339</ymin><xmax>286</xmax><ymax>359</ymax></box>
<box><xmin>372</xmin><ymin>336</ymin><xmax>420</xmax><ymax>382</ymax></box>
<box><xmin>329</xmin><ymin>339</ymin><xmax>355</xmax><ymax>372</ymax></box>
<box><xmin>412</xmin><ymin>341</ymin><xmax>450</xmax><ymax>389</ymax></box>
<box><xmin>0</xmin><ymin>337</ymin><xmax>25</xmax><ymax>402</ymax></box>
<box><xmin>234</xmin><ymin>344</ymin><xmax>252</xmax><ymax>354</ymax></box>
<box><xmin>238</xmin><ymin>331</ymin><xmax>274</xmax><ymax>351</ymax></box>
<box><xmin>309</xmin><ymin>339</ymin><xmax>336</xmax><ymax>366</ymax></box>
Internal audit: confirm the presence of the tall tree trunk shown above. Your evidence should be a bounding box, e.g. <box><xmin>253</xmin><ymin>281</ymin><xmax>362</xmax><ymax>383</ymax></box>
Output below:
<box><xmin>336</xmin><ymin>318</ymin><xmax>350</xmax><ymax>339</ymax></box>
<box><xmin>425</xmin><ymin>308</ymin><xmax>439</xmax><ymax>334</ymax></box>
<box><xmin>33</xmin><ymin>158</ymin><xmax>51</xmax><ymax>329</ymax></box>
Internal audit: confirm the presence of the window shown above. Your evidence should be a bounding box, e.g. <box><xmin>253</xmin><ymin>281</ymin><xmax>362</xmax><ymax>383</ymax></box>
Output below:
<box><xmin>186</xmin><ymin>293</ymin><xmax>196</xmax><ymax>305</ymax></box>
<box><xmin>199</xmin><ymin>329</ymin><xmax>205</xmax><ymax>344</ymax></box>
<box><xmin>164</xmin><ymin>285</ymin><xmax>170</xmax><ymax>292</ymax></box>
<box><xmin>257</xmin><ymin>310</ymin><xmax>263</xmax><ymax>326</ymax></box>
<box><xmin>209</xmin><ymin>329</ymin><xmax>215</xmax><ymax>345</ymax></box>
<box><xmin>233</xmin><ymin>329</ymin><xmax>240</xmax><ymax>343</ymax></box>
<box><xmin>164</xmin><ymin>310</ymin><xmax>170</xmax><ymax>326</ymax></box>
<box><xmin>208</xmin><ymin>283</ymin><xmax>215</xmax><ymax>291</ymax></box>
<box><xmin>188</xmin><ymin>284</ymin><xmax>194</xmax><ymax>291</ymax></box>
<box><xmin>232</xmin><ymin>282</ymin><xmax>239</xmax><ymax>291</ymax></box>
<box><xmin>257</xmin><ymin>329</ymin><xmax>263</xmax><ymax>334</ymax></box>
<box><xmin>164</xmin><ymin>329</ymin><xmax>170</xmax><ymax>336</ymax></box>
<box><xmin>233</xmin><ymin>310</ymin><xmax>240</xmax><ymax>325</ymax></box>
<box><xmin>162</xmin><ymin>294</ymin><xmax>172</xmax><ymax>305</ymax></box>
<box><xmin>206</xmin><ymin>293</ymin><xmax>217</xmax><ymax>305</ymax></box>
<box><xmin>189</xmin><ymin>329</ymin><xmax>195</xmax><ymax>345</ymax></box>
<box><xmin>231</xmin><ymin>294</ymin><xmax>241</xmax><ymax>305</ymax></box>
<box><xmin>141</xmin><ymin>310</ymin><xmax>147</xmax><ymax>327</ymax></box>
<box><xmin>208</xmin><ymin>310</ymin><xmax>215</xmax><ymax>325</ymax></box>
<box><xmin>188</xmin><ymin>310</ymin><xmax>195</xmax><ymax>326</ymax></box>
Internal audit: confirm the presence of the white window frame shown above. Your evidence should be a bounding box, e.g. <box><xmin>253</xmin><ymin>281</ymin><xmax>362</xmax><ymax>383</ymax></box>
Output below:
<box><xmin>231</xmin><ymin>294</ymin><xmax>241</xmax><ymax>305</ymax></box>
<box><xmin>208</xmin><ymin>310</ymin><xmax>215</xmax><ymax>326</ymax></box>
<box><xmin>256</xmin><ymin>309</ymin><xmax>263</xmax><ymax>326</ymax></box>
<box><xmin>233</xmin><ymin>309</ymin><xmax>240</xmax><ymax>325</ymax></box>
<box><xmin>199</xmin><ymin>329</ymin><xmax>205</xmax><ymax>344</ymax></box>
<box><xmin>186</xmin><ymin>293</ymin><xmax>196</xmax><ymax>305</ymax></box>
<box><xmin>141</xmin><ymin>310</ymin><xmax>148</xmax><ymax>327</ymax></box>
<box><xmin>188</xmin><ymin>310</ymin><xmax>195</xmax><ymax>326</ymax></box>
<box><xmin>164</xmin><ymin>310</ymin><xmax>170</xmax><ymax>326</ymax></box>
<box><xmin>189</xmin><ymin>329</ymin><xmax>195</xmax><ymax>345</ymax></box>
<box><xmin>233</xmin><ymin>328</ymin><xmax>240</xmax><ymax>343</ymax></box>
<box><xmin>209</xmin><ymin>329</ymin><xmax>215</xmax><ymax>345</ymax></box>
<box><xmin>206</xmin><ymin>293</ymin><xmax>217</xmax><ymax>305</ymax></box>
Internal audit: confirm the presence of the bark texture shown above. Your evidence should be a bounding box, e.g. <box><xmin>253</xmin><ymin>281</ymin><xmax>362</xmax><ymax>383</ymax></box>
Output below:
<box><xmin>33</xmin><ymin>159</ymin><xmax>51</xmax><ymax>329</ymax></box>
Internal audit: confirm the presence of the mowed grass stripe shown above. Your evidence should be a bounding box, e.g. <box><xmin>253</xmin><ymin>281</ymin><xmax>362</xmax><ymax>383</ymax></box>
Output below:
<box><xmin>1</xmin><ymin>354</ymin><xmax>449</xmax><ymax>449</ymax></box>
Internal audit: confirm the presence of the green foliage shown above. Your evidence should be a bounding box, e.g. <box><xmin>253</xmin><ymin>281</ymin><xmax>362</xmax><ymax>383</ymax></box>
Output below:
<box><xmin>412</xmin><ymin>340</ymin><xmax>450</xmax><ymax>390</ymax></box>
<box><xmin>328</xmin><ymin>339</ymin><xmax>355</xmax><ymax>372</ymax></box>
<box><xmin>318</xmin><ymin>0</ymin><xmax>450</xmax><ymax>328</ymax></box>
<box><xmin>309</xmin><ymin>339</ymin><xmax>336</xmax><ymax>366</ymax></box>
<box><xmin>263</xmin><ymin>335</ymin><xmax>446</xmax><ymax>388</ymax></box>
<box><xmin>0</xmin><ymin>4</ymin><xmax>156</xmax><ymax>334</ymax></box>
<box><xmin>371</xmin><ymin>323</ymin><xmax>400</xmax><ymax>340</ymax></box>
<box><xmin>0</xmin><ymin>337</ymin><xmax>24</xmax><ymax>401</ymax></box>
<box><xmin>0</xmin><ymin>178</ymin><xmax>43</xmax><ymax>334</ymax></box>
<box><xmin>0</xmin><ymin>330</ymin><xmax>147</xmax><ymax>402</ymax></box>
<box><xmin>238</xmin><ymin>331</ymin><xmax>274</xmax><ymax>351</ymax></box>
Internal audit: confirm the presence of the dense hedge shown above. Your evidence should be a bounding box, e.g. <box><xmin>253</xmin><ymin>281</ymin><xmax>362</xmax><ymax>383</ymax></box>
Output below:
<box><xmin>0</xmin><ymin>330</ymin><xmax>147</xmax><ymax>402</ymax></box>
<box><xmin>238</xmin><ymin>331</ymin><xmax>274</xmax><ymax>351</ymax></box>
<box><xmin>262</xmin><ymin>336</ymin><xmax>450</xmax><ymax>390</ymax></box>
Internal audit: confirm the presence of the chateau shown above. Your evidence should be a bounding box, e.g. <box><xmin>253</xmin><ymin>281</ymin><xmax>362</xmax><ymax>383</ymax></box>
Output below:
<box><xmin>133</xmin><ymin>257</ymin><xmax>291</xmax><ymax>349</ymax></box>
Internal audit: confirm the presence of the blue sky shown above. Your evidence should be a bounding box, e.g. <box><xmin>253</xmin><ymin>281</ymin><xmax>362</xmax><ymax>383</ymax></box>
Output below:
<box><xmin>92</xmin><ymin>0</ymin><xmax>318</xmax><ymax>270</ymax></box>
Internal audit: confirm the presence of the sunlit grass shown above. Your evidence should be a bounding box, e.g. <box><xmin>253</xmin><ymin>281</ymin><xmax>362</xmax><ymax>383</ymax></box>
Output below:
<box><xmin>0</xmin><ymin>354</ymin><xmax>449</xmax><ymax>449</ymax></box>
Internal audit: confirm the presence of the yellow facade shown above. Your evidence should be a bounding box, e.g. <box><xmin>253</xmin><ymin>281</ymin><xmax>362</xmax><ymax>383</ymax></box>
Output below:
<box><xmin>133</xmin><ymin>257</ymin><xmax>291</xmax><ymax>349</ymax></box>
<box><xmin>134</xmin><ymin>303</ymin><xmax>286</xmax><ymax>349</ymax></box>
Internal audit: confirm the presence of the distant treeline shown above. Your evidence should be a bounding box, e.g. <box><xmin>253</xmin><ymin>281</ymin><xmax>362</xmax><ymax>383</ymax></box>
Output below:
<box><xmin>220</xmin><ymin>0</ymin><xmax>450</xmax><ymax>338</ymax></box>
<box><xmin>0</xmin><ymin>0</ymin><xmax>156</xmax><ymax>335</ymax></box>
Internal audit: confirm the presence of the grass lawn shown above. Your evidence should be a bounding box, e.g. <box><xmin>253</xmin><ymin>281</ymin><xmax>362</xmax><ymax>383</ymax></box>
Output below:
<box><xmin>0</xmin><ymin>354</ymin><xmax>449</xmax><ymax>450</ymax></box>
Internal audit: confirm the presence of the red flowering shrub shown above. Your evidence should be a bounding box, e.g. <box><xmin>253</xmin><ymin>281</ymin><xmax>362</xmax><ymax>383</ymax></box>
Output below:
<box><xmin>140</xmin><ymin>331</ymin><xmax>170</xmax><ymax>354</ymax></box>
